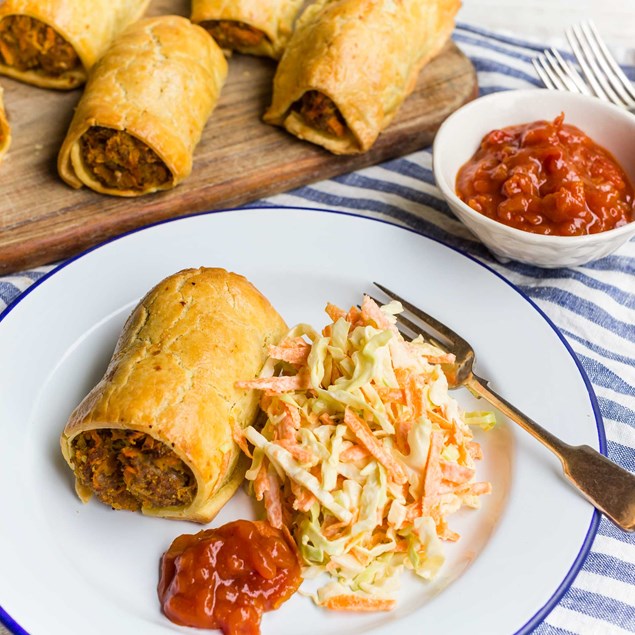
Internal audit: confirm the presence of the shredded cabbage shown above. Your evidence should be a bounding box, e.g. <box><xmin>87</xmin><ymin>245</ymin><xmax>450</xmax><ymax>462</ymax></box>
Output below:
<box><xmin>237</xmin><ymin>296</ymin><xmax>494</xmax><ymax>611</ymax></box>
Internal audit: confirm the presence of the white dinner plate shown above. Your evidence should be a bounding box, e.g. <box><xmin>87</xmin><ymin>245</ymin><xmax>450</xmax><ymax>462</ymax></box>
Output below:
<box><xmin>0</xmin><ymin>207</ymin><xmax>602</xmax><ymax>635</ymax></box>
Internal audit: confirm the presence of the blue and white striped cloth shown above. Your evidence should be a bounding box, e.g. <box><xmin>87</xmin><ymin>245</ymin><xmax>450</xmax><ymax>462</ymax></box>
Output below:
<box><xmin>1</xmin><ymin>24</ymin><xmax>633</xmax><ymax>635</ymax></box>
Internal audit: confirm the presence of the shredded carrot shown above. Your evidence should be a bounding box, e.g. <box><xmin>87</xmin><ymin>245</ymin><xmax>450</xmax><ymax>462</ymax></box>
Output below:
<box><xmin>361</xmin><ymin>295</ymin><xmax>397</xmax><ymax>333</ymax></box>
<box><xmin>268</xmin><ymin>338</ymin><xmax>312</xmax><ymax>365</ymax></box>
<box><xmin>394</xmin><ymin>418</ymin><xmax>414</xmax><ymax>455</ymax></box>
<box><xmin>325</xmin><ymin>302</ymin><xmax>346</xmax><ymax>321</ymax></box>
<box><xmin>276</xmin><ymin>438</ymin><xmax>315</xmax><ymax>464</ymax></box>
<box><xmin>345</xmin><ymin>305</ymin><xmax>362</xmax><ymax>325</ymax></box>
<box><xmin>236</xmin><ymin>370</ymin><xmax>311</xmax><ymax>392</ymax></box>
<box><xmin>467</xmin><ymin>441</ymin><xmax>483</xmax><ymax>460</ymax></box>
<box><xmin>321</xmin><ymin>595</ymin><xmax>396</xmax><ymax>612</ymax></box>
<box><xmin>339</xmin><ymin>444</ymin><xmax>370</xmax><ymax>462</ymax></box>
<box><xmin>231</xmin><ymin>421</ymin><xmax>252</xmax><ymax>458</ymax></box>
<box><xmin>319</xmin><ymin>412</ymin><xmax>336</xmax><ymax>426</ymax></box>
<box><xmin>440</xmin><ymin>461</ymin><xmax>475</xmax><ymax>484</ymax></box>
<box><xmin>459</xmin><ymin>481</ymin><xmax>492</xmax><ymax>496</ymax></box>
<box><xmin>263</xmin><ymin>468</ymin><xmax>283</xmax><ymax>528</ymax></box>
<box><xmin>254</xmin><ymin>461</ymin><xmax>269</xmax><ymax>501</ymax></box>
<box><xmin>375</xmin><ymin>387</ymin><xmax>405</xmax><ymax>403</ymax></box>
<box><xmin>290</xmin><ymin>480</ymin><xmax>316</xmax><ymax>512</ymax></box>
<box><xmin>426</xmin><ymin>409</ymin><xmax>454</xmax><ymax>430</ymax></box>
<box><xmin>438</xmin><ymin>522</ymin><xmax>461</xmax><ymax>542</ymax></box>
<box><xmin>343</xmin><ymin>408</ymin><xmax>408</xmax><ymax>485</ymax></box>
<box><xmin>422</xmin><ymin>430</ymin><xmax>444</xmax><ymax>497</ymax></box>
<box><xmin>322</xmin><ymin>519</ymin><xmax>349</xmax><ymax>539</ymax></box>
<box><xmin>424</xmin><ymin>353</ymin><xmax>456</xmax><ymax>364</ymax></box>
<box><xmin>276</xmin><ymin>405</ymin><xmax>301</xmax><ymax>441</ymax></box>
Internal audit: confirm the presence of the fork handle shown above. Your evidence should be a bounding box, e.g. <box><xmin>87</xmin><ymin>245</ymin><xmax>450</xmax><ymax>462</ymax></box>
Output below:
<box><xmin>468</xmin><ymin>374</ymin><xmax>635</xmax><ymax>532</ymax></box>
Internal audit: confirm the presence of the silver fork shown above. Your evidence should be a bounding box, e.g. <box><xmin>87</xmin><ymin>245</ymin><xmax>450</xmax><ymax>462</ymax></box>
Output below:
<box><xmin>373</xmin><ymin>282</ymin><xmax>635</xmax><ymax>533</ymax></box>
<box><xmin>532</xmin><ymin>21</ymin><xmax>635</xmax><ymax>113</ymax></box>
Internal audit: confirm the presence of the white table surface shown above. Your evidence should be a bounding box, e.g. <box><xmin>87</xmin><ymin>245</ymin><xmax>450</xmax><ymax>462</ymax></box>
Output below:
<box><xmin>1</xmin><ymin>2</ymin><xmax>634</xmax><ymax>635</ymax></box>
<box><xmin>460</xmin><ymin>0</ymin><xmax>635</xmax><ymax>52</ymax></box>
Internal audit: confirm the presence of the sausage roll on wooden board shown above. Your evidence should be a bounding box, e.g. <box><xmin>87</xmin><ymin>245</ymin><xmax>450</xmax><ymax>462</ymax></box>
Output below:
<box><xmin>264</xmin><ymin>0</ymin><xmax>461</xmax><ymax>154</ymax></box>
<box><xmin>0</xmin><ymin>85</ymin><xmax>10</xmax><ymax>162</ymax></box>
<box><xmin>191</xmin><ymin>0</ymin><xmax>304</xmax><ymax>59</ymax></box>
<box><xmin>58</xmin><ymin>15</ymin><xmax>227</xmax><ymax>197</ymax></box>
<box><xmin>60</xmin><ymin>268</ymin><xmax>288</xmax><ymax>524</ymax></box>
<box><xmin>0</xmin><ymin>0</ymin><xmax>150</xmax><ymax>89</ymax></box>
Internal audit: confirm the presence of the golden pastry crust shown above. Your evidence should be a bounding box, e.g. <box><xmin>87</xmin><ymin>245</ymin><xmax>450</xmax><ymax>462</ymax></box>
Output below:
<box><xmin>264</xmin><ymin>0</ymin><xmax>461</xmax><ymax>154</ymax></box>
<box><xmin>57</xmin><ymin>16</ymin><xmax>227</xmax><ymax>197</ymax></box>
<box><xmin>191</xmin><ymin>0</ymin><xmax>304</xmax><ymax>59</ymax></box>
<box><xmin>0</xmin><ymin>0</ymin><xmax>150</xmax><ymax>89</ymax></box>
<box><xmin>0</xmin><ymin>85</ymin><xmax>10</xmax><ymax>162</ymax></box>
<box><xmin>60</xmin><ymin>268</ymin><xmax>288</xmax><ymax>523</ymax></box>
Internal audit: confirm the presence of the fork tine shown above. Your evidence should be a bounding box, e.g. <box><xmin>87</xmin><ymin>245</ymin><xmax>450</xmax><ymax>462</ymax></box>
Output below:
<box><xmin>566</xmin><ymin>24</ymin><xmax>610</xmax><ymax>102</ymax></box>
<box><xmin>567</xmin><ymin>24</ymin><xmax>628</xmax><ymax>107</ymax></box>
<box><xmin>543</xmin><ymin>49</ymin><xmax>584</xmax><ymax>93</ymax></box>
<box><xmin>367</xmin><ymin>294</ymin><xmax>451</xmax><ymax>352</ymax></box>
<box><xmin>372</xmin><ymin>283</ymin><xmax>471</xmax><ymax>352</ymax></box>
<box><xmin>582</xmin><ymin>21</ymin><xmax>635</xmax><ymax>105</ymax></box>
<box><xmin>532</xmin><ymin>56</ymin><xmax>558</xmax><ymax>90</ymax></box>
<box><xmin>533</xmin><ymin>54</ymin><xmax>567</xmax><ymax>91</ymax></box>
<box><xmin>550</xmin><ymin>49</ymin><xmax>592</xmax><ymax>95</ymax></box>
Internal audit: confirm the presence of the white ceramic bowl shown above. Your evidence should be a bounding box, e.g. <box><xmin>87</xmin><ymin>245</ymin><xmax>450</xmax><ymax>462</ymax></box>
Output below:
<box><xmin>432</xmin><ymin>89</ymin><xmax>635</xmax><ymax>268</ymax></box>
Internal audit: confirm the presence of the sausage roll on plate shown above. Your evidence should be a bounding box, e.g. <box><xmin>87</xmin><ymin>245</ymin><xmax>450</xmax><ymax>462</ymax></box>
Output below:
<box><xmin>58</xmin><ymin>16</ymin><xmax>227</xmax><ymax>197</ymax></box>
<box><xmin>191</xmin><ymin>0</ymin><xmax>304</xmax><ymax>59</ymax></box>
<box><xmin>0</xmin><ymin>85</ymin><xmax>9</xmax><ymax>161</ymax></box>
<box><xmin>264</xmin><ymin>0</ymin><xmax>461</xmax><ymax>154</ymax></box>
<box><xmin>60</xmin><ymin>268</ymin><xmax>288</xmax><ymax>524</ymax></box>
<box><xmin>0</xmin><ymin>0</ymin><xmax>150</xmax><ymax>89</ymax></box>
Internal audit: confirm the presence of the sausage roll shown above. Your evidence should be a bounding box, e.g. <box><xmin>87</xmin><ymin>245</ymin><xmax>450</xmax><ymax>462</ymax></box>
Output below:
<box><xmin>0</xmin><ymin>85</ymin><xmax>9</xmax><ymax>162</ymax></box>
<box><xmin>58</xmin><ymin>16</ymin><xmax>227</xmax><ymax>197</ymax></box>
<box><xmin>0</xmin><ymin>0</ymin><xmax>150</xmax><ymax>89</ymax></box>
<box><xmin>60</xmin><ymin>268</ymin><xmax>288</xmax><ymax>524</ymax></box>
<box><xmin>263</xmin><ymin>0</ymin><xmax>461</xmax><ymax>154</ymax></box>
<box><xmin>191</xmin><ymin>0</ymin><xmax>304</xmax><ymax>59</ymax></box>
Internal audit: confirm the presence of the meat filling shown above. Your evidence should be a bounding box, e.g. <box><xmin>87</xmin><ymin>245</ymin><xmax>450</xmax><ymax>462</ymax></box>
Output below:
<box><xmin>295</xmin><ymin>91</ymin><xmax>347</xmax><ymax>138</ymax></box>
<box><xmin>71</xmin><ymin>429</ymin><xmax>196</xmax><ymax>511</ymax></box>
<box><xmin>80</xmin><ymin>126</ymin><xmax>172</xmax><ymax>191</ymax></box>
<box><xmin>0</xmin><ymin>15</ymin><xmax>79</xmax><ymax>75</ymax></box>
<box><xmin>201</xmin><ymin>20</ymin><xmax>266</xmax><ymax>50</ymax></box>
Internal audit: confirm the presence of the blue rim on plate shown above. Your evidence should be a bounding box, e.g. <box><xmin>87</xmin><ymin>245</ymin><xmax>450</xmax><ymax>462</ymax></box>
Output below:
<box><xmin>0</xmin><ymin>205</ymin><xmax>604</xmax><ymax>635</ymax></box>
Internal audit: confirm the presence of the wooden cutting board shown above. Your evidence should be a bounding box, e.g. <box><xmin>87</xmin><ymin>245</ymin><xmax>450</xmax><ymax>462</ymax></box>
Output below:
<box><xmin>0</xmin><ymin>0</ymin><xmax>477</xmax><ymax>274</ymax></box>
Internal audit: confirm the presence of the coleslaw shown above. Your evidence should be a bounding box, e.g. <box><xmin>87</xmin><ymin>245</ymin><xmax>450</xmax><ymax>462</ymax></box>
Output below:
<box><xmin>235</xmin><ymin>296</ymin><xmax>493</xmax><ymax>611</ymax></box>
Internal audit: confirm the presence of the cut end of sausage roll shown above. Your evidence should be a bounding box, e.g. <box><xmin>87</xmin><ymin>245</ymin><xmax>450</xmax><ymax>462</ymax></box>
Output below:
<box><xmin>294</xmin><ymin>91</ymin><xmax>348</xmax><ymax>139</ymax></box>
<box><xmin>70</xmin><ymin>429</ymin><xmax>197</xmax><ymax>511</ymax></box>
<box><xmin>191</xmin><ymin>0</ymin><xmax>304</xmax><ymax>60</ymax></box>
<box><xmin>0</xmin><ymin>14</ymin><xmax>84</xmax><ymax>88</ymax></box>
<box><xmin>266</xmin><ymin>89</ymin><xmax>360</xmax><ymax>155</ymax></box>
<box><xmin>76</xmin><ymin>126</ymin><xmax>173</xmax><ymax>194</ymax></box>
<box><xmin>200</xmin><ymin>20</ymin><xmax>267</xmax><ymax>54</ymax></box>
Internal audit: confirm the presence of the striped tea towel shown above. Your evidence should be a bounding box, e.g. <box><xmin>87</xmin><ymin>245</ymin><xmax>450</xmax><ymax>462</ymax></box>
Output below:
<box><xmin>1</xmin><ymin>23</ymin><xmax>634</xmax><ymax>635</ymax></box>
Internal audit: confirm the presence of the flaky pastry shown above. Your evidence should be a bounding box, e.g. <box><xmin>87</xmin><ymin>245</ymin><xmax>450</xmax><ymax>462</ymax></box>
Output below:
<box><xmin>0</xmin><ymin>0</ymin><xmax>150</xmax><ymax>89</ymax></box>
<box><xmin>191</xmin><ymin>0</ymin><xmax>304</xmax><ymax>59</ymax></box>
<box><xmin>60</xmin><ymin>268</ymin><xmax>288</xmax><ymax>523</ymax></box>
<box><xmin>264</xmin><ymin>0</ymin><xmax>461</xmax><ymax>154</ymax></box>
<box><xmin>57</xmin><ymin>16</ymin><xmax>227</xmax><ymax>197</ymax></box>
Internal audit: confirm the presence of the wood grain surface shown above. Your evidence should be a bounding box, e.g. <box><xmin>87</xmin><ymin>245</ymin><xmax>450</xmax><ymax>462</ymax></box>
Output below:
<box><xmin>0</xmin><ymin>0</ymin><xmax>477</xmax><ymax>274</ymax></box>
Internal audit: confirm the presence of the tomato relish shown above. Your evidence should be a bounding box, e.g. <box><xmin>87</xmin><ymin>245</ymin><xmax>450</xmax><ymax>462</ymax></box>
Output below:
<box><xmin>456</xmin><ymin>114</ymin><xmax>634</xmax><ymax>236</ymax></box>
<box><xmin>158</xmin><ymin>520</ymin><xmax>302</xmax><ymax>635</ymax></box>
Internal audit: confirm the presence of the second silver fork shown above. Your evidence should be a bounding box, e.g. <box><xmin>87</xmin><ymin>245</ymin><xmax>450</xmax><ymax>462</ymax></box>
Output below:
<box><xmin>533</xmin><ymin>21</ymin><xmax>635</xmax><ymax>113</ymax></box>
